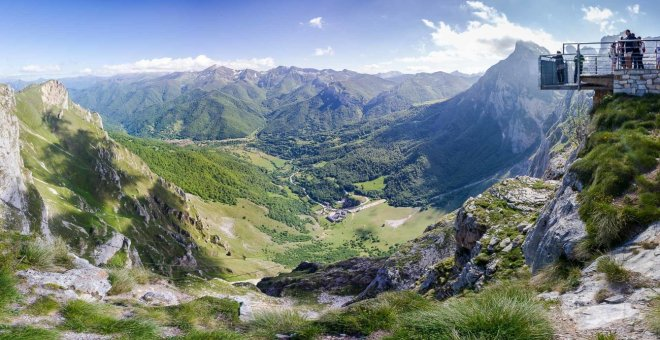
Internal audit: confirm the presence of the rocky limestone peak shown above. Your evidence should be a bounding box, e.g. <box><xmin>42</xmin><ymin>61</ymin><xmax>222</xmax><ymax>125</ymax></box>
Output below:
<box><xmin>40</xmin><ymin>80</ymin><xmax>69</xmax><ymax>117</ymax></box>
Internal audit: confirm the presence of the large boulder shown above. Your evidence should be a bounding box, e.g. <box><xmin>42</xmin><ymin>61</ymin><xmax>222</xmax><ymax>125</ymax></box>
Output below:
<box><xmin>523</xmin><ymin>172</ymin><xmax>587</xmax><ymax>272</ymax></box>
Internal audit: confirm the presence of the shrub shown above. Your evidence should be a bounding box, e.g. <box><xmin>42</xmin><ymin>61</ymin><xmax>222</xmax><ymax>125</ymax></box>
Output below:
<box><xmin>596</xmin><ymin>257</ymin><xmax>631</xmax><ymax>284</ymax></box>
<box><xmin>392</xmin><ymin>283</ymin><xmax>553</xmax><ymax>340</ymax></box>
<box><xmin>106</xmin><ymin>250</ymin><xmax>128</xmax><ymax>269</ymax></box>
<box><xmin>595</xmin><ymin>331</ymin><xmax>617</xmax><ymax>340</ymax></box>
<box><xmin>61</xmin><ymin>300</ymin><xmax>157</xmax><ymax>338</ymax></box>
<box><xmin>26</xmin><ymin>296</ymin><xmax>59</xmax><ymax>315</ymax></box>
<box><xmin>0</xmin><ymin>325</ymin><xmax>59</xmax><ymax>340</ymax></box>
<box><xmin>108</xmin><ymin>269</ymin><xmax>136</xmax><ymax>295</ymax></box>
<box><xmin>248</xmin><ymin>310</ymin><xmax>322</xmax><ymax>339</ymax></box>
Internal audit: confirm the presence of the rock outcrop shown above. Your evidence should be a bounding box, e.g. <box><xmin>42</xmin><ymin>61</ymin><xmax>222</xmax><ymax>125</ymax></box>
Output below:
<box><xmin>355</xmin><ymin>221</ymin><xmax>455</xmax><ymax>301</ymax></box>
<box><xmin>0</xmin><ymin>84</ymin><xmax>29</xmax><ymax>232</ymax></box>
<box><xmin>523</xmin><ymin>172</ymin><xmax>587</xmax><ymax>273</ymax></box>
<box><xmin>257</xmin><ymin>257</ymin><xmax>386</xmax><ymax>297</ymax></box>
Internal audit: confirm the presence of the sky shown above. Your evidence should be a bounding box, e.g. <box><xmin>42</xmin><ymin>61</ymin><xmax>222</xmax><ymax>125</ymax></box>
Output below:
<box><xmin>0</xmin><ymin>0</ymin><xmax>658</xmax><ymax>79</ymax></box>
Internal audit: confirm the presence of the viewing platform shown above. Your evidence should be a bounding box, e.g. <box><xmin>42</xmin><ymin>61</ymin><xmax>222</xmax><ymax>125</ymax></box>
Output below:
<box><xmin>539</xmin><ymin>39</ymin><xmax>660</xmax><ymax>97</ymax></box>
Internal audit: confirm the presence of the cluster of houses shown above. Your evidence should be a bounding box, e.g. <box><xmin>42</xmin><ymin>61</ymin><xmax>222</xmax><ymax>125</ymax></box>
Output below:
<box><xmin>326</xmin><ymin>209</ymin><xmax>348</xmax><ymax>223</ymax></box>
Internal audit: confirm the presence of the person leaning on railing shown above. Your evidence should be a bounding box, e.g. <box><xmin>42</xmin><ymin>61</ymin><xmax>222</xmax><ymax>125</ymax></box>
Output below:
<box><xmin>633</xmin><ymin>36</ymin><xmax>645</xmax><ymax>69</ymax></box>
<box><xmin>609</xmin><ymin>42</ymin><xmax>618</xmax><ymax>71</ymax></box>
<box><xmin>553</xmin><ymin>51</ymin><xmax>566</xmax><ymax>84</ymax></box>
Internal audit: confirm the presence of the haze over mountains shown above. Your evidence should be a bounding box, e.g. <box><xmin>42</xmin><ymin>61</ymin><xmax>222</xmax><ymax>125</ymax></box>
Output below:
<box><xmin>18</xmin><ymin>41</ymin><xmax>570</xmax><ymax>210</ymax></box>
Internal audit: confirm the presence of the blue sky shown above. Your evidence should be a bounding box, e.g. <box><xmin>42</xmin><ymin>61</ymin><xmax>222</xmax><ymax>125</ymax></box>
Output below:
<box><xmin>1</xmin><ymin>0</ymin><xmax>658</xmax><ymax>78</ymax></box>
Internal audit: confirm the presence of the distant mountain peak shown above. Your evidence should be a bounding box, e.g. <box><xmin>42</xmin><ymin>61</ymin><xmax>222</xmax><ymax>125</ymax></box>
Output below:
<box><xmin>513</xmin><ymin>40</ymin><xmax>548</xmax><ymax>55</ymax></box>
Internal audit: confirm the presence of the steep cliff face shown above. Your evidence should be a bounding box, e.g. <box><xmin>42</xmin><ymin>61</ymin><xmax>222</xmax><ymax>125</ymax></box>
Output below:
<box><xmin>8</xmin><ymin>80</ymin><xmax>215</xmax><ymax>276</ymax></box>
<box><xmin>0</xmin><ymin>84</ymin><xmax>29</xmax><ymax>232</ymax></box>
<box><xmin>523</xmin><ymin>172</ymin><xmax>587</xmax><ymax>272</ymax></box>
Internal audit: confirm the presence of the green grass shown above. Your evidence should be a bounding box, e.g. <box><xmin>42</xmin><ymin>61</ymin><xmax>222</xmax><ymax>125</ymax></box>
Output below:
<box><xmin>0</xmin><ymin>269</ymin><xmax>18</xmax><ymax>313</ymax></box>
<box><xmin>391</xmin><ymin>283</ymin><xmax>553</xmax><ymax>340</ymax></box>
<box><xmin>355</xmin><ymin>176</ymin><xmax>386</xmax><ymax>192</ymax></box>
<box><xmin>106</xmin><ymin>250</ymin><xmax>129</xmax><ymax>268</ymax></box>
<box><xmin>174</xmin><ymin>329</ymin><xmax>244</xmax><ymax>340</ymax></box>
<box><xmin>25</xmin><ymin>296</ymin><xmax>59</xmax><ymax>316</ymax></box>
<box><xmin>248</xmin><ymin>310</ymin><xmax>322</xmax><ymax>339</ymax></box>
<box><xmin>319</xmin><ymin>291</ymin><xmax>431</xmax><ymax>336</ymax></box>
<box><xmin>108</xmin><ymin>269</ymin><xmax>136</xmax><ymax>295</ymax></box>
<box><xmin>531</xmin><ymin>257</ymin><xmax>582</xmax><ymax>293</ymax></box>
<box><xmin>0</xmin><ymin>325</ymin><xmax>59</xmax><ymax>340</ymax></box>
<box><xmin>61</xmin><ymin>300</ymin><xmax>158</xmax><ymax>338</ymax></box>
<box><xmin>571</xmin><ymin>95</ymin><xmax>660</xmax><ymax>251</ymax></box>
<box><xmin>148</xmin><ymin>296</ymin><xmax>240</xmax><ymax>332</ymax></box>
<box><xmin>19</xmin><ymin>239</ymin><xmax>54</xmax><ymax>269</ymax></box>
<box><xmin>596</xmin><ymin>257</ymin><xmax>631</xmax><ymax>284</ymax></box>
<box><xmin>648</xmin><ymin>296</ymin><xmax>660</xmax><ymax>336</ymax></box>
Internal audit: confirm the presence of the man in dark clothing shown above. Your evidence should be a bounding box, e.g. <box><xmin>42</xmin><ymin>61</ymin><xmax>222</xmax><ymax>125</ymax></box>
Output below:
<box><xmin>624</xmin><ymin>30</ymin><xmax>635</xmax><ymax>69</ymax></box>
<box><xmin>553</xmin><ymin>51</ymin><xmax>566</xmax><ymax>84</ymax></box>
<box><xmin>633</xmin><ymin>36</ymin><xmax>644</xmax><ymax>69</ymax></box>
<box><xmin>574</xmin><ymin>53</ymin><xmax>585</xmax><ymax>83</ymax></box>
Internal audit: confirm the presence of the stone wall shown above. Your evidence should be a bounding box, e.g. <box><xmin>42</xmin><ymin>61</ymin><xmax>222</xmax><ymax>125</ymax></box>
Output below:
<box><xmin>613</xmin><ymin>69</ymin><xmax>660</xmax><ymax>95</ymax></box>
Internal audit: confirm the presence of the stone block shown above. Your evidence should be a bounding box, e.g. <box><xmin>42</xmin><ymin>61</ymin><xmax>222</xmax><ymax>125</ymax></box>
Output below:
<box><xmin>638</xmin><ymin>84</ymin><xmax>647</xmax><ymax>90</ymax></box>
<box><xmin>647</xmin><ymin>79</ymin><xmax>653</xmax><ymax>85</ymax></box>
<box><xmin>621</xmin><ymin>75</ymin><xmax>629</xmax><ymax>80</ymax></box>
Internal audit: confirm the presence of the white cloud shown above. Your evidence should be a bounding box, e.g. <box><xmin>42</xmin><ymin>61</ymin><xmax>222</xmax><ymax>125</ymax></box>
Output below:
<box><xmin>314</xmin><ymin>46</ymin><xmax>334</xmax><ymax>56</ymax></box>
<box><xmin>581</xmin><ymin>6</ymin><xmax>624</xmax><ymax>32</ymax></box>
<box><xmin>96</xmin><ymin>55</ymin><xmax>275</xmax><ymax>75</ymax></box>
<box><xmin>626</xmin><ymin>4</ymin><xmax>640</xmax><ymax>15</ymax></box>
<box><xmin>19</xmin><ymin>64</ymin><xmax>61</xmax><ymax>74</ymax></box>
<box><xmin>80</xmin><ymin>68</ymin><xmax>93</xmax><ymax>74</ymax></box>
<box><xmin>362</xmin><ymin>1</ymin><xmax>558</xmax><ymax>74</ymax></box>
<box><xmin>309</xmin><ymin>17</ymin><xmax>323</xmax><ymax>28</ymax></box>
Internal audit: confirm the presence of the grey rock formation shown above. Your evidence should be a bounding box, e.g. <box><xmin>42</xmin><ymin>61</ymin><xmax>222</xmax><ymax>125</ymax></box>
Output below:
<box><xmin>355</xmin><ymin>222</ymin><xmax>455</xmax><ymax>301</ymax></box>
<box><xmin>17</xmin><ymin>262</ymin><xmax>111</xmax><ymax>300</ymax></box>
<box><xmin>0</xmin><ymin>84</ymin><xmax>29</xmax><ymax>232</ymax></box>
<box><xmin>92</xmin><ymin>231</ymin><xmax>132</xmax><ymax>267</ymax></box>
<box><xmin>523</xmin><ymin>172</ymin><xmax>587</xmax><ymax>272</ymax></box>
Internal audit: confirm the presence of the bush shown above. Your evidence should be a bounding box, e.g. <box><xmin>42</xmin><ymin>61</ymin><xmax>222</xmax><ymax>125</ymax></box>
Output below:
<box><xmin>51</xmin><ymin>237</ymin><xmax>73</xmax><ymax>269</ymax></box>
<box><xmin>248</xmin><ymin>310</ymin><xmax>322</xmax><ymax>339</ymax></box>
<box><xmin>26</xmin><ymin>296</ymin><xmax>59</xmax><ymax>315</ymax></box>
<box><xmin>596</xmin><ymin>257</ymin><xmax>631</xmax><ymax>284</ymax></box>
<box><xmin>108</xmin><ymin>269</ymin><xmax>136</xmax><ymax>295</ymax></box>
<box><xmin>61</xmin><ymin>300</ymin><xmax>157</xmax><ymax>338</ymax></box>
<box><xmin>391</xmin><ymin>283</ymin><xmax>553</xmax><ymax>340</ymax></box>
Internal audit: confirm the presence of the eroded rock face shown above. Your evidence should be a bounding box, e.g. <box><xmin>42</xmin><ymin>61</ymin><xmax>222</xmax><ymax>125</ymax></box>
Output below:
<box><xmin>355</xmin><ymin>222</ymin><xmax>455</xmax><ymax>301</ymax></box>
<box><xmin>523</xmin><ymin>172</ymin><xmax>587</xmax><ymax>273</ymax></box>
<box><xmin>0</xmin><ymin>84</ymin><xmax>29</xmax><ymax>232</ymax></box>
<box><xmin>92</xmin><ymin>231</ymin><xmax>133</xmax><ymax>267</ymax></box>
<box><xmin>257</xmin><ymin>257</ymin><xmax>385</xmax><ymax>297</ymax></box>
<box><xmin>40</xmin><ymin>80</ymin><xmax>69</xmax><ymax>118</ymax></box>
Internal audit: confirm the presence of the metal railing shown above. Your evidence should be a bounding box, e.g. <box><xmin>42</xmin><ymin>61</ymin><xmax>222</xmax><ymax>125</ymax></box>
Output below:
<box><xmin>540</xmin><ymin>39</ymin><xmax>660</xmax><ymax>89</ymax></box>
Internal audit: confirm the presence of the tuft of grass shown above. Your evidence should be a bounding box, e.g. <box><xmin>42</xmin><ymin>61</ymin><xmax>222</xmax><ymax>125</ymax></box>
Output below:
<box><xmin>0</xmin><ymin>325</ymin><xmax>59</xmax><ymax>340</ymax></box>
<box><xmin>596</xmin><ymin>257</ymin><xmax>631</xmax><ymax>284</ymax></box>
<box><xmin>26</xmin><ymin>296</ymin><xmax>59</xmax><ymax>316</ymax></box>
<box><xmin>531</xmin><ymin>257</ymin><xmax>582</xmax><ymax>293</ymax></box>
<box><xmin>319</xmin><ymin>291</ymin><xmax>430</xmax><ymax>336</ymax></box>
<box><xmin>151</xmin><ymin>296</ymin><xmax>240</xmax><ymax>332</ymax></box>
<box><xmin>106</xmin><ymin>250</ymin><xmax>128</xmax><ymax>269</ymax></box>
<box><xmin>391</xmin><ymin>283</ymin><xmax>554</xmax><ymax>340</ymax></box>
<box><xmin>51</xmin><ymin>237</ymin><xmax>73</xmax><ymax>269</ymax></box>
<box><xmin>248</xmin><ymin>310</ymin><xmax>322</xmax><ymax>339</ymax></box>
<box><xmin>595</xmin><ymin>331</ymin><xmax>617</xmax><ymax>340</ymax></box>
<box><xmin>174</xmin><ymin>329</ymin><xmax>244</xmax><ymax>340</ymax></box>
<box><xmin>61</xmin><ymin>300</ymin><xmax>158</xmax><ymax>338</ymax></box>
<box><xmin>19</xmin><ymin>239</ymin><xmax>54</xmax><ymax>269</ymax></box>
<box><xmin>108</xmin><ymin>269</ymin><xmax>136</xmax><ymax>295</ymax></box>
<box><xmin>594</xmin><ymin>288</ymin><xmax>613</xmax><ymax>303</ymax></box>
<box><xmin>131</xmin><ymin>266</ymin><xmax>155</xmax><ymax>285</ymax></box>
